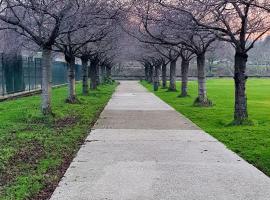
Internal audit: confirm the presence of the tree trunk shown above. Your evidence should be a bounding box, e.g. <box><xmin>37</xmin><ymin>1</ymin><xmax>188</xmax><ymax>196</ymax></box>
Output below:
<box><xmin>149</xmin><ymin>65</ymin><xmax>153</xmax><ymax>83</ymax></box>
<box><xmin>234</xmin><ymin>51</ymin><xmax>248</xmax><ymax>123</ymax></box>
<box><xmin>180</xmin><ymin>59</ymin><xmax>190</xmax><ymax>97</ymax></box>
<box><xmin>106</xmin><ymin>66</ymin><xmax>111</xmax><ymax>79</ymax></box>
<box><xmin>81</xmin><ymin>58</ymin><xmax>89</xmax><ymax>95</ymax></box>
<box><xmin>169</xmin><ymin>59</ymin><xmax>177</xmax><ymax>91</ymax></box>
<box><xmin>153</xmin><ymin>64</ymin><xmax>160</xmax><ymax>91</ymax></box>
<box><xmin>101</xmin><ymin>65</ymin><xmax>106</xmax><ymax>84</ymax></box>
<box><xmin>41</xmin><ymin>47</ymin><xmax>52</xmax><ymax>115</ymax></box>
<box><xmin>145</xmin><ymin>64</ymin><xmax>149</xmax><ymax>81</ymax></box>
<box><xmin>96</xmin><ymin>65</ymin><xmax>100</xmax><ymax>86</ymax></box>
<box><xmin>195</xmin><ymin>53</ymin><xmax>211</xmax><ymax>106</ymax></box>
<box><xmin>90</xmin><ymin>62</ymin><xmax>97</xmax><ymax>90</ymax></box>
<box><xmin>66</xmin><ymin>56</ymin><xmax>76</xmax><ymax>103</ymax></box>
<box><xmin>162</xmin><ymin>62</ymin><xmax>167</xmax><ymax>88</ymax></box>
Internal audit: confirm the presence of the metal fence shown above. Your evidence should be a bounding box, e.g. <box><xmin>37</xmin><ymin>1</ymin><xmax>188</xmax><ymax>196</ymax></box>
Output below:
<box><xmin>0</xmin><ymin>53</ymin><xmax>81</xmax><ymax>96</ymax></box>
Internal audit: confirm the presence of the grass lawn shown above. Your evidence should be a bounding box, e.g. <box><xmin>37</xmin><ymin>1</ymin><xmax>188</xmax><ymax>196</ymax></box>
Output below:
<box><xmin>0</xmin><ymin>83</ymin><xmax>117</xmax><ymax>200</ymax></box>
<box><xmin>142</xmin><ymin>78</ymin><xmax>270</xmax><ymax>177</ymax></box>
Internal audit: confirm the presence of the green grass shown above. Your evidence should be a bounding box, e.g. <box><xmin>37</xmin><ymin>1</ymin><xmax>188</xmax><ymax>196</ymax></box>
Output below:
<box><xmin>142</xmin><ymin>78</ymin><xmax>270</xmax><ymax>177</ymax></box>
<box><xmin>0</xmin><ymin>83</ymin><xmax>117</xmax><ymax>200</ymax></box>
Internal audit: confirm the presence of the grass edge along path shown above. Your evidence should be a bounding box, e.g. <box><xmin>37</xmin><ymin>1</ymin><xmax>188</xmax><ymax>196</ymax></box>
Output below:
<box><xmin>0</xmin><ymin>82</ymin><xmax>117</xmax><ymax>200</ymax></box>
<box><xmin>141</xmin><ymin>79</ymin><xmax>270</xmax><ymax>177</ymax></box>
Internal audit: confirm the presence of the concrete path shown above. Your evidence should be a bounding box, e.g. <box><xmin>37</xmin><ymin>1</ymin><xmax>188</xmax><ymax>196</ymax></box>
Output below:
<box><xmin>50</xmin><ymin>81</ymin><xmax>270</xmax><ymax>200</ymax></box>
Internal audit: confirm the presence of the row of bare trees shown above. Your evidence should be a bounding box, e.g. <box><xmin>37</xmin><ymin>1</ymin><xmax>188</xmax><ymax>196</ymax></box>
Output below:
<box><xmin>0</xmin><ymin>0</ymin><xmax>125</xmax><ymax>115</ymax></box>
<box><xmin>125</xmin><ymin>0</ymin><xmax>270</xmax><ymax>125</ymax></box>
<box><xmin>0</xmin><ymin>0</ymin><xmax>269</xmax><ymax>124</ymax></box>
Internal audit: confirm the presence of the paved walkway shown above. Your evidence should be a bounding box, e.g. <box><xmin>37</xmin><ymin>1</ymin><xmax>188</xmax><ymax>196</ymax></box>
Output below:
<box><xmin>51</xmin><ymin>81</ymin><xmax>270</xmax><ymax>200</ymax></box>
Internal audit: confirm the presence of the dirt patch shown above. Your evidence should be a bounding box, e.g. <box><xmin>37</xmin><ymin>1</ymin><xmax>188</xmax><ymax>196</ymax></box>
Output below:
<box><xmin>54</xmin><ymin>116</ymin><xmax>79</xmax><ymax>130</ymax></box>
<box><xmin>0</xmin><ymin>140</ymin><xmax>45</xmax><ymax>187</ymax></box>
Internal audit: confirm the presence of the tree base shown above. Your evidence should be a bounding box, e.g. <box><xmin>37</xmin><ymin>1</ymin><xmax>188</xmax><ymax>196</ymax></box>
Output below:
<box><xmin>82</xmin><ymin>89</ymin><xmax>89</xmax><ymax>96</ymax></box>
<box><xmin>193</xmin><ymin>97</ymin><xmax>213</xmax><ymax>107</ymax></box>
<box><xmin>42</xmin><ymin>107</ymin><xmax>54</xmax><ymax>116</ymax></box>
<box><xmin>82</xmin><ymin>85</ymin><xmax>89</xmax><ymax>95</ymax></box>
<box><xmin>178</xmin><ymin>93</ymin><xmax>190</xmax><ymax>98</ymax></box>
<box><xmin>167</xmin><ymin>88</ymin><xmax>177</xmax><ymax>92</ymax></box>
<box><xmin>153</xmin><ymin>83</ymin><xmax>159</xmax><ymax>91</ymax></box>
<box><xmin>82</xmin><ymin>91</ymin><xmax>89</xmax><ymax>96</ymax></box>
<box><xmin>65</xmin><ymin>97</ymin><xmax>80</xmax><ymax>104</ymax></box>
<box><xmin>90</xmin><ymin>85</ymin><xmax>98</xmax><ymax>90</ymax></box>
<box><xmin>162</xmin><ymin>86</ymin><xmax>167</xmax><ymax>89</ymax></box>
<box><xmin>229</xmin><ymin>118</ymin><xmax>255</xmax><ymax>126</ymax></box>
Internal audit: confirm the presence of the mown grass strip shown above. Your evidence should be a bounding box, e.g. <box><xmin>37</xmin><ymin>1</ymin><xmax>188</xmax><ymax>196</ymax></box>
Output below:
<box><xmin>0</xmin><ymin>83</ymin><xmax>117</xmax><ymax>200</ymax></box>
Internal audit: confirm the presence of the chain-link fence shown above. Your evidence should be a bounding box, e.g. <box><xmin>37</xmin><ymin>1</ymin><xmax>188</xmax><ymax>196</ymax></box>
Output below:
<box><xmin>0</xmin><ymin>53</ymin><xmax>81</xmax><ymax>96</ymax></box>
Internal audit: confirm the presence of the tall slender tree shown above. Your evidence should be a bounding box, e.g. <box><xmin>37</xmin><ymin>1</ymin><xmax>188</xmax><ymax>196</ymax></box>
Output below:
<box><xmin>0</xmin><ymin>0</ymin><xmax>80</xmax><ymax>114</ymax></box>
<box><xmin>179</xmin><ymin>47</ymin><xmax>194</xmax><ymax>97</ymax></box>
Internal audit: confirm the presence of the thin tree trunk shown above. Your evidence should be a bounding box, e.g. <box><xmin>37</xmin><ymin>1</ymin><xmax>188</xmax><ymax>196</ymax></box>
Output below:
<box><xmin>153</xmin><ymin>64</ymin><xmax>160</xmax><ymax>91</ymax></box>
<box><xmin>149</xmin><ymin>65</ymin><xmax>153</xmax><ymax>83</ymax></box>
<box><xmin>96</xmin><ymin>65</ymin><xmax>100</xmax><ymax>86</ymax></box>
<box><xmin>41</xmin><ymin>47</ymin><xmax>52</xmax><ymax>115</ymax></box>
<box><xmin>106</xmin><ymin>66</ymin><xmax>111</xmax><ymax>78</ymax></box>
<box><xmin>180</xmin><ymin>59</ymin><xmax>190</xmax><ymax>97</ymax></box>
<box><xmin>169</xmin><ymin>59</ymin><xmax>177</xmax><ymax>91</ymax></box>
<box><xmin>90</xmin><ymin>62</ymin><xmax>97</xmax><ymax>90</ymax></box>
<box><xmin>66</xmin><ymin>56</ymin><xmax>76</xmax><ymax>103</ymax></box>
<box><xmin>162</xmin><ymin>62</ymin><xmax>167</xmax><ymax>88</ymax></box>
<box><xmin>145</xmin><ymin>64</ymin><xmax>149</xmax><ymax>81</ymax></box>
<box><xmin>195</xmin><ymin>53</ymin><xmax>211</xmax><ymax>106</ymax></box>
<box><xmin>234</xmin><ymin>51</ymin><xmax>248</xmax><ymax>123</ymax></box>
<box><xmin>81</xmin><ymin>58</ymin><xmax>89</xmax><ymax>95</ymax></box>
<box><xmin>101</xmin><ymin>65</ymin><xmax>106</xmax><ymax>84</ymax></box>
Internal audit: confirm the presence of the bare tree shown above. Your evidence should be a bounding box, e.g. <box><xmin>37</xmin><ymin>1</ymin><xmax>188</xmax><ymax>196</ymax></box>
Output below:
<box><xmin>55</xmin><ymin>0</ymin><xmax>119</xmax><ymax>102</ymax></box>
<box><xmin>161</xmin><ymin>59</ymin><xmax>168</xmax><ymax>88</ymax></box>
<box><xmin>132</xmin><ymin>1</ymin><xmax>216</xmax><ymax>103</ymax></box>
<box><xmin>132</xmin><ymin>42</ymin><xmax>164</xmax><ymax>89</ymax></box>
<box><xmin>180</xmin><ymin>30</ymin><xmax>216</xmax><ymax>106</ymax></box>
<box><xmin>159</xmin><ymin>0</ymin><xmax>270</xmax><ymax>122</ymax></box>
<box><xmin>77</xmin><ymin>44</ymin><xmax>93</xmax><ymax>96</ymax></box>
<box><xmin>55</xmin><ymin>26</ymin><xmax>110</xmax><ymax>102</ymax></box>
<box><xmin>0</xmin><ymin>0</ymin><xmax>82</xmax><ymax>114</ymax></box>
<box><xmin>150</xmin><ymin>45</ymin><xmax>180</xmax><ymax>91</ymax></box>
<box><xmin>78</xmin><ymin>43</ymin><xmax>107</xmax><ymax>94</ymax></box>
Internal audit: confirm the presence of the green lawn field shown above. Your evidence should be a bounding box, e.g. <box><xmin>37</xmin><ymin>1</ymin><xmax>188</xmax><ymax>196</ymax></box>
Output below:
<box><xmin>142</xmin><ymin>78</ymin><xmax>270</xmax><ymax>177</ymax></box>
<box><xmin>0</xmin><ymin>83</ymin><xmax>117</xmax><ymax>200</ymax></box>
